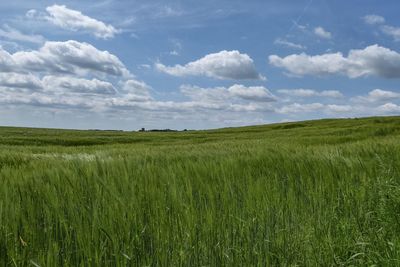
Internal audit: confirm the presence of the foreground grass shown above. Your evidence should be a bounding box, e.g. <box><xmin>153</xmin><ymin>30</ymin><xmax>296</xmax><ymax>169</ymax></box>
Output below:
<box><xmin>1</xmin><ymin>116</ymin><xmax>400</xmax><ymax>266</ymax></box>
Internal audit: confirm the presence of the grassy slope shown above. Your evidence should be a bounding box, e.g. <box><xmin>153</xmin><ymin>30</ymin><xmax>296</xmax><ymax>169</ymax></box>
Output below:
<box><xmin>1</xmin><ymin>116</ymin><xmax>400</xmax><ymax>266</ymax></box>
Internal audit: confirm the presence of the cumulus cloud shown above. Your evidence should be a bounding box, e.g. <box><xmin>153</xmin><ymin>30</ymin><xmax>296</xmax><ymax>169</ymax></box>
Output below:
<box><xmin>277</xmin><ymin>89</ymin><xmax>343</xmax><ymax>98</ymax></box>
<box><xmin>156</xmin><ymin>50</ymin><xmax>264</xmax><ymax>80</ymax></box>
<box><xmin>363</xmin><ymin>14</ymin><xmax>385</xmax><ymax>25</ymax></box>
<box><xmin>269</xmin><ymin>45</ymin><xmax>400</xmax><ymax>79</ymax></box>
<box><xmin>376</xmin><ymin>103</ymin><xmax>400</xmax><ymax>114</ymax></box>
<box><xmin>0</xmin><ymin>30</ymin><xmax>271</xmax><ymax>120</ymax></box>
<box><xmin>180</xmin><ymin>85</ymin><xmax>229</xmax><ymax>102</ymax></box>
<box><xmin>314</xmin><ymin>27</ymin><xmax>332</xmax><ymax>39</ymax></box>
<box><xmin>45</xmin><ymin>5</ymin><xmax>118</xmax><ymax>39</ymax></box>
<box><xmin>0</xmin><ymin>48</ymin><xmax>16</xmax><ymax>72</ymax></box>
<box><xmin>42</xmin><ymin>76</ymin><xmax>117</xmax><ymax>95</ymax></box>
<box><xmin>353</xmin><ymin>89</ymin><xmax>400</xmax><ymax>103</ymax></box>
<box><xmin>0</xmin><ymin>77</ymin><xmax>153</xmax><ymax>112</ymax></box>
<box><xmin>0</xmin><ymin>73</ymin><xmax>42</xmax><ymax>90</ymax></box>
<box><xmin>381</xmin><ymin>25</ymin><xmax>400</xmax><ymax>42</ymax></box>
<box><xmin>0</xmin><ymin>39</ymin><xmax>155</xmax><ymax>112</ymax></box>
<box><xmin>121</xmin><ymin>80</ymin><xmax>153</xmax><ymax>101</ymax></box>
<box><xmin>0</xmin><ymin>90</ymin><xmax>98</xmax><ymax>110</ymax></box>
<box><xmin>269</xmin><ymin>52</ymin><xmax>347</xmax><ymax>77</ymax></box>
<box><xmin>0</xmin><ymin>39</ymin><xmax>268</xmax><ymax>117</ymax></box>
<box><xmin>3</xmin><ymin>40</ymin><xmax>131</xmax><ymax>77</ymax></box>
<box><xmin>0</xmin><ymin>25</ymin><xmax>45</xmax><ymax>44</ymax></box>
<box><xmin>363</xmin><ymin>15</ymin><xmax>400</xmax><ymax>42</ymax></box>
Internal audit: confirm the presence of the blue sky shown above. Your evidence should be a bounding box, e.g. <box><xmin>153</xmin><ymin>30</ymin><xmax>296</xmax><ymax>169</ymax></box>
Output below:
<box><xmin>0</xmin><ymin>0</ymin><xmax>399</xmax><ymax>130</ymax></box>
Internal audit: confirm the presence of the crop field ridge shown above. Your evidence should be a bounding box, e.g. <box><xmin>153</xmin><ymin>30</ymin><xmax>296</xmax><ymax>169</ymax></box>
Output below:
<box><xmin>1</xmin><ymin>116</ymin><xmax>400</xmax><ymax>266</ymax></box>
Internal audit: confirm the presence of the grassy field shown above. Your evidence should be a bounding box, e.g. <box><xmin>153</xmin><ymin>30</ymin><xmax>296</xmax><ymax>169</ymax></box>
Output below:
<box><xmin>1</xmin><ymin>116</ymin><xmax>400</xmax><ymax>266</ymax></box>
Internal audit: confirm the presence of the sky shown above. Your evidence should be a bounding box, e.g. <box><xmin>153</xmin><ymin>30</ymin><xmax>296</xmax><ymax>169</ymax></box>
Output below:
<box><xmin>0</xmin><ymin>0</ymin><xmax>399</xmax><ymax>130</ymax></box>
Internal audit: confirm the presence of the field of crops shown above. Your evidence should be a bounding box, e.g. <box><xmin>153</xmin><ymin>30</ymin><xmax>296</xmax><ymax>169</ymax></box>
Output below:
<box><xmin>1</xmin><ymin>116</ymin><xmax>400</xmax><ymax>266</ymax></box>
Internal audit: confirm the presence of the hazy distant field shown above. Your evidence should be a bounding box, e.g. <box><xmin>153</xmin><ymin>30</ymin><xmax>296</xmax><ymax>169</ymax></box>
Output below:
<box><xmin>1</xmin><ymin>117</ymin><xmax>400</xmax><ymax>266</ymax></box>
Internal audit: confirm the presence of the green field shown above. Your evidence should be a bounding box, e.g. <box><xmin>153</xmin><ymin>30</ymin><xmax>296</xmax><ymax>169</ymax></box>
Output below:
<box><xmin>1</xmin><ymin>116</ymin><xmax>400</xmax><ymax>266</ymax></box>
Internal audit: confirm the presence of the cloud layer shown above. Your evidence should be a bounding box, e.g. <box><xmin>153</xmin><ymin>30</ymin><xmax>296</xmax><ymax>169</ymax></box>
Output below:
<box><xmin>181</xmin><ymin>84</ymin><xmax>276</xmax><ymax>103</ymax></box>
<box><xmin>42</xmin><ymin>76</ymin><xmax>117</xmax><ymax>95</ymax></box>
<box><xmin>278</xmin><ymin>89</ymin><xmax>343</xmax><ymax>98</ymax></box>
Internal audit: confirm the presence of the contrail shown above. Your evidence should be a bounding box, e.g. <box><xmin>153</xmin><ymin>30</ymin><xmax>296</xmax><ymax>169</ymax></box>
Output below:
<box><xmin>288</xmin><ymin>0</ymin><xmax>314</xmax><ymax>33</ymax></box>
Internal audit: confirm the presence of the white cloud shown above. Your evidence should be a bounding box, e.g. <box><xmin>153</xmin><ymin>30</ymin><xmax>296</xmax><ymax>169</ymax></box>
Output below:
<box><xmin>0</xmin><ymin>73</ymin><xmax>42</xmax><ymax>90</ymax></box>
<box><xmin>108</xmin><ymin>97</ymin><xmax>270</xmax><ymax>114</ymax></box>
<box><xmin>314</xmin><ymin>27</ymin><xmax>332</xmax><ymax>39</ymax></box>
<box><xmin>353</xmin><ymin>89</ymin><xmax>400</xmax><ymax>103</ymax></box>
<box><xmin>167</xmin><ymin>39</ymin><xmax>182</xmax><ymax>57</ymax></box>
<box><xmin>26</xmin><ymin>9</ymin><xmax>38</xmax><ymax>19</ymax></box>
<box><xmin>0</xmin><ymin>25</ymin><xmax>45</xmax><ymax>44</ymax></box>
<box><xmin>0</xmin><ymin>77</ymin><xmax>153</xmax><ymax>111</ymax></box>
<box><xmin>0</xmin><ymin>75</ymin><xmax>272</xmax><ymax>116</ymax></box>
<box><xmin>276</xmin><ymin>103</ymin><xmax>356</xmax><ymax>115</ymax></box>
<box><xmin>376</xmin><ymin>103</ymin><xmax>400</xmax><ymax>114</ymax></box>
<box><xmin>0</xmin><ymin>48</ymin><xmax>16</xmax><ymax>72</ymax></box>
<box><xmin>320</xmin><ymin>91</ymin><xmax>343</xmax><ymax>98</ymax></box>
<box><xmin>156</xmin><ymin>50</ymin><xmax>264</xmax><ymax>80</ymax></box>
<box><xmin>180</xmin><ymin>85</ymin><xmax>229</xmax><ymax>102</ymax></box>
<box><xmin>363</xmin><ymin>15</ymin><xmax>400</xmax><ymax>42</ymax></box>
<box><xmin>278</xmin><ymin>89</ymin><xmax>343</xmax><ymax>98</ymax></box>
<box><xmin>180</xmin><ymin>84</ymin><xmax>276</xmax><ymax>103</ymax></box>
<box><xmin>368</xmin><ymin>89</ymin><xmax>400</xmax><ymax>101</ymax></box>
<box><xmin>0</xmin><ymin>85</ymin><xmax>271</xmax><ymax>115</ymax></box>
<box><xmin>10</xmin><ymin>40</ymin><xmax>130</xmax><ymax>77</ymax></box>
<box><xmin>274</xmin><ymin>38</ymin><xmax>306</xmax><ymax>50</ymax></box>
<box><xmin>45</xmin><ymin>5</ymin><xmax>118</xmax><ymax>39</ymax></box>
<box><xmin>228</xmin><ymin>84</ymin><xmax>276</xmax><ymax>102</ymax></box>
<box><xmin>138</xmin><ymin>64</ymin><xmax>151</xmax><ymax>69</ymax></box>
<box><xmin>276</xmin><ymin>103</ymin><xmax>324</xmax><ymax>114</ymax></box>
<box><xmin>363</xmin><ymin>14</ymin><xmax>385</xmax><ymax>25</ymax></box>
<box><xmin>0</xmin><ymin>90</ymin><xmax>99</xmax><ymax>110</ymax></box>
<box><xmin>269</xmin><ymin>45</ymin><xmax>400</xmax><ymax>79</ymax></box>
<box><xmin>270</xmin><ymin>52</ymin><xmax>347</xmax><ymax>77</ymax></box>
<box><xmin>381</xmin><ymin>25</ymin><xmax>400</xmax><ymax>41</ymax></box>
<box><xmin>0</xmin><ymin>37</ymin><xmax>268</xmax><ymax>120</ymax></box>
<box><xmin>121</xmin><ymin>79</ymin><xmax>153</xmax><ymax>101</ymax></box>
<box><xmin>42</xmin><ymin>76</ymin><xmax>117</xmax><ymax>95</ymax></box>
<box><xmin>325</xmin><ymin>104</ymin><xmax>352</xmax><ymax>113</ymax></box>
<box><xmin>0</xmin><ymin>39</ymin><xmax>153</xmax><ymax>112</ymax></box>
<box><xmin>0</xmin><ymin>40</ymin><xmax>24</xmax><ymax>52</ymax></box>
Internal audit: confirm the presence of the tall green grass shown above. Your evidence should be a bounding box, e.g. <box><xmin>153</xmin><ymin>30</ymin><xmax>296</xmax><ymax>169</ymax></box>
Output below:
<box><xmin>1</xmin><ymin>116</ymin><xmax>400</xmax><ymax>266</ymax></box>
